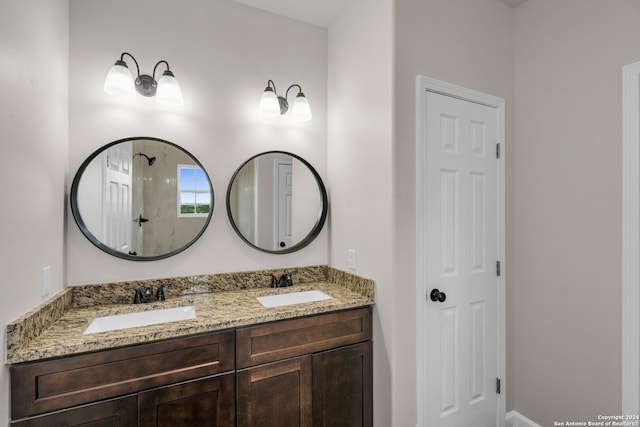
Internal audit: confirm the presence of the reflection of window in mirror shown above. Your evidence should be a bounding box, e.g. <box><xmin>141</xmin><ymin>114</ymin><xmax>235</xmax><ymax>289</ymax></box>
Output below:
<box><xmin>177</xmin><ymin>165</ymin><xmax>211</xmax><ymax>217</ymax></box>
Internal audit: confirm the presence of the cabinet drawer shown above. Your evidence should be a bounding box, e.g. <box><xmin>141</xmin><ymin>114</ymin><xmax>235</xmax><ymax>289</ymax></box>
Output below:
<box><xmin>10</xmin><ymin>395</ymin><xmax>137</xmax><ymax>427</ymax></box>
<box><xmin>11</xmin><ymin>330</ymin><xmax>234</xmax><ymax>419</ymax></box>
<box><xmin>236</xmin><ymin>307</ymin><xmax>372</xmax><ymax>368</ymax></box>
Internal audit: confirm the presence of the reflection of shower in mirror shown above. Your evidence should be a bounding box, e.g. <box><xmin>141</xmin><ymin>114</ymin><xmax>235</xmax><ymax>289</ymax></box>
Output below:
<box><xmin>71</xmin><ymin>137</ymin><xmax>214</xmax><ymax>261</ymax></box>
<box><xmin>133</xmin><ymin>152</ymin><xmax>156</xmax><ymax>166</ymax></box>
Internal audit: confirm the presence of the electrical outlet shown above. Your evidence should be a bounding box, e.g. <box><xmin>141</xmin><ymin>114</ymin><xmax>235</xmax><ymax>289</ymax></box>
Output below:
<box><xmin>42</xmin><ymin>266</ymin><xmax>51</xmax><ymax>297</ymax></box>
<box><xmin>348</xmin><ymin>249</ymin><xmax>357</xmax><ymax>271</ymax></box>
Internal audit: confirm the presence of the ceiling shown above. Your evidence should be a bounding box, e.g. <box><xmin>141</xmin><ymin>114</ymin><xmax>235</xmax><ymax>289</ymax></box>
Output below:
<box><xmin>498</xmin><ymin>0</ymin><xmax>528</xmax><ymax>7</ymax></box>
<box><xmin>233</xmin><ymin>0</ymin><xmax>527</xmax><ymax>29</ymax></box>
<box><xmin>232</xmin><ymin>0</ymin><xmax>348</xmax><ymax>28</ymax></box>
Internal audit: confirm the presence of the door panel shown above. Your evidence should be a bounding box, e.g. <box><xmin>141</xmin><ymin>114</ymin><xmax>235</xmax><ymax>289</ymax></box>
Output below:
<box><xmin>424</xmin><ymin>91</ymin><xmax>499</xmax><ymax>426</ymax></box>
<box><xmin>237</xmin><ymin>356</ymin><xmax>312</xmax><ymax>427</ymax></box>
<box><xmin>312</xmin><ymin>342</ymin><xmax>373</xmax><ymax>427</ymax></box>
<box><xmin>103</xmin><ymin>142</ymin><xmax>132</xmax><ymax>253</ymax></box>
<box><xmin>138</xmin><ymin>374</ymin><xmax>235</xmax><ymax>427</ymax></box>
<box><xmin>276</xmin><ymin>160</ymin><xmax>293</xmax><ymax>250</ymax></box>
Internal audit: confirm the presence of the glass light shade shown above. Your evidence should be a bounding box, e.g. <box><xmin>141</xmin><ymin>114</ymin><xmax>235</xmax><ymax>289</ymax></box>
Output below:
<box><xmin>290</xmin><ymin>93</ymin><xmax>312</xmax><ymax>122</ymax></box>
<box><xmin>155</xmin><ymin>71</ymin><xmax>184</xmax><ymax>106</ymax></box>
<box><xmin>103</xmin><ymin>62</ymin><xmax>135</xmax><ymax>97</ymax></box>
<box><xmin>259</xmin><ymin>88</ymin><xmax>281</xmax><ymax>117</ymax></box>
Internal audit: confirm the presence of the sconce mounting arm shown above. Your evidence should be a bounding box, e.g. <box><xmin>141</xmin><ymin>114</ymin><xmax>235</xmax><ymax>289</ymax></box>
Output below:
<box><xmin>285</xmin><ymin>84</ymin><xmax>302</xmax><ymax>100</ymax></box>
<box><xmin>119</xmin><ymin>52</ymin><xmax>141</xmax><ymax>77</ymax></box>
<box><xmin>152</xmin><ymin>60</ymin><xmax>171</xmax><ymax>80</ymax></box>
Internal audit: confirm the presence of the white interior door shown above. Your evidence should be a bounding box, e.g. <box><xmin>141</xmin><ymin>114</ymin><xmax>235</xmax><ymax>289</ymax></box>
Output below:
<box><xmin>419</xmin><ymin>87</ymin><xmax>503</xmax><ymax>426</ymax></box>
<box><xmin>103</xmin><ymin>142</ymin><xmax>132</xmax><ymax>253</ymax></box>
<box><xmin>275</xmin><ymin>160</ymin><xmax>293</xmax><ymax>250</ymax></box>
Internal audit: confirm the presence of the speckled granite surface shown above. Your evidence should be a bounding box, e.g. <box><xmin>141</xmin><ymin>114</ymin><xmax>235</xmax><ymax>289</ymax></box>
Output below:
<box><xmin>6</xmin><ymin>266</ymin><xmax>374</xmax><ymax>364</ymax></box>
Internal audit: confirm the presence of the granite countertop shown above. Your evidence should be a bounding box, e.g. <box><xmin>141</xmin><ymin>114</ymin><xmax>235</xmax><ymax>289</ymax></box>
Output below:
<box><xmin>6</xmin><ymin>266</ymin><xmax>374</xmax><ymax>364</ymax></box>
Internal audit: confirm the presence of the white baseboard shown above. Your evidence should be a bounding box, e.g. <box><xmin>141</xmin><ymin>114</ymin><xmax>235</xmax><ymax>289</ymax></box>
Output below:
<box><xmin>506</xmin><ymin>410</ymin><xmax>542</xmax><ymax>427</ymax></box>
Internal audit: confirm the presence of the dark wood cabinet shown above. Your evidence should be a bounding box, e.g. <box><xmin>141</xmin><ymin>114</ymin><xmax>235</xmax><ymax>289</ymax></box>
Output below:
<box><xmin>10</xmin><ymin>330</ymin><xmax>235</xmax><ymax>426</ymax></box>
<box><xmin>139</xmin><ymin>374</ymin><xmax>235</xmax><ymax>427</ymax></box>
<box><xmin>10</xmin><ymin>308</ymin><xmax>372</xmax><ymax>427</ymax></box>
<box><xmin>11</xmin><ymin>330</ymin><xmax>234</xmax><ymax>420</ymax></box>
<box><xmin>236</xmin><ymin>308</ymin><xmax>373</xmax><ymax>427</ymax></box>
<box><xmin>11</xmin><ymin>395</ymin><xmax>137</xmax><ymax>427</ymax></box>
<box><xmin>236</xmin><ymin>307</ymin><xmax>372</xmax><ymax>369</ymax></box>
<box><xmin>312</xmin><ymin>342</ymin><xmax>373</xmax><ymax>427</ymax></box>
<box><xmin>237</xmin><ymin>356</ymin><xmax>313</xmax><ymax>427</ymax></box>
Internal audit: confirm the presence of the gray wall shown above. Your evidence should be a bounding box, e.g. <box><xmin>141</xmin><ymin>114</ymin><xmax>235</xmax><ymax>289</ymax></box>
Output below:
<box><xmin>393</xmin><ymin>0</ymin><xmax>514</xmax><ymax>425</ymax></box>
<box><xmin>68</xmin><ymin>0</ymin><xmax>329</xmax><ymax>284</ymax></box>
<box><xmin>0</xmin><ymin>0</ymin><xmax>69</xmax><ymax>422</ymax></box>
<box><xmin>509</xmin><ymin>1</ymin><xmax>640</xmax><ymax>424</ymax></box>
<box><xmin>328</xmin><ymin>0</ymin><xmax>394</xmax><ymax>424</ymax></box>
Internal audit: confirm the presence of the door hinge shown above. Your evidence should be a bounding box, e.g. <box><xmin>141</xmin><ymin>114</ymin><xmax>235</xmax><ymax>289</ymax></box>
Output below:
<box><xmin>496</xmin><ymin>260</ymin><xmax>501</xmax><ymax>277</ymax></box>
<box><xmin>496</xmin><ymin>143</ymin><xmax>501</xmax><ymax>159</ymax></box>
<box><xmin>496</xmin><ymin>378</ymin><xmax>501</xmax><ymax>394</ymax></box>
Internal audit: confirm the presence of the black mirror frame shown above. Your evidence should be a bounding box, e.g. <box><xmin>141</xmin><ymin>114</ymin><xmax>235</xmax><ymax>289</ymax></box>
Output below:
<box><xmin>226</xmin><ymin>151</ymin><xmax>328</xmax><ymax>254</ymax></box>
<box><xmin>70</xmin><ymin>136</ymin><xmax>214</xmax><ymax>261</ymax></box>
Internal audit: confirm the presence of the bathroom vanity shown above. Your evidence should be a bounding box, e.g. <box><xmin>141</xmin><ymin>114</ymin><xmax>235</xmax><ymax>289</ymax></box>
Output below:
<box><xmin>6</xmin><ymin>266</ymin><xmax>374</xmax><ymax>426</ymax></box>
<box><xmin>10</xmin><ymin>331</ymin><xmax>236</xmax><ymax>426</ymax></box>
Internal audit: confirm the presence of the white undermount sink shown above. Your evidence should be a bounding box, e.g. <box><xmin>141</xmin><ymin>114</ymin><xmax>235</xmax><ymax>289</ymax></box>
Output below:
<box><xmin>83</xmin><ymin>305</ymin><xmax>196</xmax><ymax>335</ymax></box>
<box><xmin>256</xmin><ymin>290</ymin><xmax>333</xmax><ymax>308</ymax></box>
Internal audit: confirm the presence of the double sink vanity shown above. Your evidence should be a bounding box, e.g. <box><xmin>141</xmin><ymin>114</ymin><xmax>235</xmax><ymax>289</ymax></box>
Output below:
<box><xmin>5</xmin><ymin>138</ymin><xmax>374</xmax><ymax>425</ymax></box>
<box><xmin>6</xmin><ymin>265</ymin><xmax>374</xmax><ymax>426</ymax></box>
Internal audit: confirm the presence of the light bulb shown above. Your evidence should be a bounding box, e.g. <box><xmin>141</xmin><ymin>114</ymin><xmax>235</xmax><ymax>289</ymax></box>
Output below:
<box><xmin>155</xmin><ymin>70</ymin><xmax>183</xmax><ymax>106</ymax></box>
<box><xmin>290</xmin><ymin>92</ymin><xmax>312</xmax><ymax>122</ymax></box>
<box><xmin>103</xmin><ymin>60</ymin><xmax>135</xmax><ymax>97</ymax></box>
<box><xmin>259</xmin><ymin>87</ymin><xmax>281</xmax><ymax>117</ymax></box>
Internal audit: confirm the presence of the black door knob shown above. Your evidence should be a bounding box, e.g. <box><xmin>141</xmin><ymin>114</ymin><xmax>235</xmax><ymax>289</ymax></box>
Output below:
<box><xmin>279</xmin><ymin>241</ymin><xmax>286</xmax><ymax>248</ymax></box>
<box><xmin>430</xmin><ymin>288</ymin><xmax>447</xmax><ymax>303</ymax></box>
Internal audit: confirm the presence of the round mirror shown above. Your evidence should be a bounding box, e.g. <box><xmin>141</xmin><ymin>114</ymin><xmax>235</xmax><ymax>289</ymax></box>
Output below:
<box><xmin>226</xmin><ymin>151</ymin><xmax>328</xmax><ymax>254</ymax></box>
<box><xmin>70</xmin><ymin>137</ymin><xmax>214</xmax><ymax>261</ymax></box>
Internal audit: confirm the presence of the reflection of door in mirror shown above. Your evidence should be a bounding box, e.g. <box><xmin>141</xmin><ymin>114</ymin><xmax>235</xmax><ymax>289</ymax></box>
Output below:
<box><xmin>78</xmin><ymin>141</ymin><xmax>133</xmax><ymax>254</ymax></box>
<box><xmin>255</xmin><ymin>154</ymin><xmax>292</xmax><ymax>251</ymax></box>
<box><xmin>276</xmin><ymin>159</ymin><xmax>293</xmax><ymax>250</ymax></box>
<box><xmin>105</xmin><ymin>143</ymin><xmax>133</xmax><ymax>254</ymax></box>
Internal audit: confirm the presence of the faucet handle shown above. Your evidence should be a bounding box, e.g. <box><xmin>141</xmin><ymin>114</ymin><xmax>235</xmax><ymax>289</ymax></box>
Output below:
<box><xmin>278</xmin><ymin>272</ymin><xmax>293</xmax><ymax>287</ymax></box>
<box><xmin>284</xmin><ymin>272</ymin><xmax>293</xmax><ymax>287</ymax></box>
<box><xmin>133</xmin><ymin>289</ymin><xmax>143</xmax><ymax>304</ymax></box>
<box><xmin>156</xmin><ymin>285</ymin><xmax>166</xmax><ymax>301</ymax></box>
<box><xmin>271</xmin><ymin>275</ymin><xmax>279</xmax><ymax>288</ymax></box>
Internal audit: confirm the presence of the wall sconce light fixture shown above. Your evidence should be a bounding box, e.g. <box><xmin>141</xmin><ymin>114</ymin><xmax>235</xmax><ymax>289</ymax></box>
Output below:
<box><xmin>103</xmin><ymin>52</ymin><xmax>184</xmax><ymax>106</ymax></box>
<box><xmin>259</xmin><ymin>80</ymin><xmax>312</xmax><ymax>122</ymax></box>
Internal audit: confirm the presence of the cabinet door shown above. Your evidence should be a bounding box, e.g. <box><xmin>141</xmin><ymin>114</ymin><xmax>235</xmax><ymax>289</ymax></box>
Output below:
<box><xmin>312</xmin><ymin>342</ymin><xmax>373</xmax><ymax>427</ymax></box>
<box><xmin>237</xmin><ymin>356</ymin><xmax>312</xmax><ymax>427</ymax></box>
<box><xmin>139</xmin><ymin>374</ymin><xmax>235</xmax><ymax>427</ymax></box>
<box><xmin>11</xmin><ymin>395</ymin><xmax>137</xmax><ymax>427</ymax></box>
